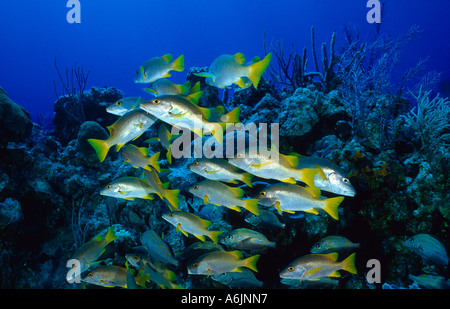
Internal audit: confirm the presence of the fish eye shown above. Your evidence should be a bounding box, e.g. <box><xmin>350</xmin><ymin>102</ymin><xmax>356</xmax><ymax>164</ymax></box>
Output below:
<box><xmin>259</xmin><ymin>191</ymin><xmax>266</xmax><ymax>197</ymax></box>
<box><xmin>237</xmin><ymin>153</ymin><xmax>243</xmax><ymax>158</ymax></box>
<box><xmin>193</xmin><ymin>161</ymin><xmax>199</xmax><ymax>165</ymax></box>
<box><xmin>315</xmin><ymin>244</ymin><xmax>322</xmax><ymax>248</ymax></box>
<box><xmin>408</xmin><ymin>238</ymin><xmax>415</xmax><ymax>243</ymax></box>
<box><xmin>116</xmin><ymin>101</ymin><xmax>122</xmax><ymax>106</ymax></box>
<box><xmin>288</xmin><ymin>266</ymin><xmax>295</xmax><ymax>272</ymax></box>
<box><xmin>106</xmin><ymin>185</ymin><xmax>112</xmax><ymax>189</ymax></box>
<box><xmin>193</xmin><ymin>185</ymin><xmax>199</xmax><ymax>190</ymax></box>
<box><xmin>152</xmin><ymin>98</ymin><xmax>160</xmax><ymax>105</ymax></box>
<box><xmin>192</xmin><ymin>263</ymin><xmax>199</xmax><ymax>268</ymax></box>
<box><xmin>87</xmin><ymin>272</ymin><xmax>93</xmax><ymax>277</ymax></box>
<box><xmin>226</xmin><ymin>235</ymin><xmax>232</xmax><ymax>239</ymax></box>
<box><xmin>342</xmin><ymin>178</ymin><xmax>349</xmax><ymax>184</ymax></box>
<box><xmin>133</xmin><ymin>255</ymin><xmax>139</xmax><ymax>260</ymax></box>
<box><xmin>169</xmin><ymin>213</ymin><xmax>175</xmax><ymax>217</ymax></box>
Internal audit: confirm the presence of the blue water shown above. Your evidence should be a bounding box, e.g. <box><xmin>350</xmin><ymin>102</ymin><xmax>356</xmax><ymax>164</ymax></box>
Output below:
<box><xmin>1</xmin><ymin>0</ymin><xmax>449</xmax><ymax>122</ymax></box>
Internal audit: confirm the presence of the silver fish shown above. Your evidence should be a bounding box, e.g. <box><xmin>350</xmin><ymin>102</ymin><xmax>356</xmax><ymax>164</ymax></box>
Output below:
<box><xmin>245</xmin><ymin>209</ymin><xmax>285</xmax><ymax>229</ymax></box>
<box><xmin>405</xmin><ymin>234</ymin><xmax>449</xmax><ymax>266</ymax></box>
<box><xmin>310</xmin><ymin>236</ymin><xmax>360</xmax><ymax>254</ymax></box>
<box><xmin>140</xmin><ymin>230</ymin><xmax>179</xmax><ymax>267</ymax></box>
<box><xmin>212</xmin><ymin>268</ymin><xmax>264</xmax><ymax>288</ymax></box>
<box><xmin>220</xmin><ymin>228</ymin><xmax>276</xmax><ymax>252</ymax></box>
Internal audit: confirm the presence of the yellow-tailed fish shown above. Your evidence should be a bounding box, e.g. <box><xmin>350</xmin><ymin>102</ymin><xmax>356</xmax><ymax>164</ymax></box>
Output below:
<box><xmin>220</xmin><ymin>228</ymin><xmax>276</xmax><ymax>252</ymax></box>
<box><xmin>70</xmin><ymin>226</ymin><xmax>117</xmax><ymax>274</ymax></box>
<box><xmin>279</xmin><ymin>252</ymin><xmax>357</xmax><ymax>281</ymax></box>
<box><xmin>82</xmin><ymin>265</ymin><xmax>147</xmax><ymax>288</ymax></box>
<box><xmin>134</xmin><ymin>54</ymin><xmax>184</xmax><ymax>83</ymax></box>
<box><xmin>290</xmin><ymin>153</ymin><xmax>356</xmax><ymax>197</ymax></box>
<box><xmin>143</xmin><ymin>168</ymin><xmax>180</xmax><ymax>211</ymax></box>
<box><xmin>405</xmin><ymin>234</ymin><xmax>449</xmax><ymax>266</ymax></box>
<box><xmin>233</xmin><ymin>56</ymin><xmax>262</xmax><ymax>92</ymax></box>
<box><xmin>189</xmin><ymin>158</ymin><xmax>253</xmax><ymax>187</ymax></box>
<box><xmin>228</xmin><ymin>146</ymin><xmax>319</xmax><ymax>188</ymax></box>
<box><xmin>144</xmin><ymin>79</ymin><xmax>203</xmax><ymax>105</ymax></box>
<box><xmin>106</xmin><ymin>97</ymin><xmax>141</xmax><ymax>116</ymax></box>
<box><xmin>176</xmin><ymin>241</ymin><xmax>225</xmax><ymax>261</ymax></box>
<box><xmin>121</xmin><ymin>144</ymin><xmax>161</xmax><ymax>172</ymax></box>
<box><xmin>310</xmin><ymin>236</ymin><xmax>360</xmax><ymax>254</ymax></box>
<box><xmin>162</xmin><ymin>210</ymin><xmax>224</xmax><ymax>244</ymax></box>
<box><xmin>193</xmin><ymin>52</ymin><xmax>272</xmax><ymax>89</ymax></box>
<box><xmin>256</xmin><ymin>182</ymin><xmax>344</xmax><ymax>220</ymax></box>
<box><xmin>139</xmin><ymin>230</ymin><xmax>179</xmax><ymax>267</ymax></box>
<box><xmin>189</xmin><ymin>179</ymin><xmax>259</xmax><ymax>215</ymax></box>
<box><xmin>99</xmin><ymin>176</ymin><xmax>156</xmax><ymax>201</ymax></box>
<box><xmin>140</xmin><ymin>95</ymin><xmax>238</xmax><ymax>144</ymax></box>
<box><xmin>88</xmin><ymin>109</ymin><xmax>157</xmax><ymax>162</ymax></box>
<box><xmin>187</xmin><ymin>250</ymin><xmax>260</xmax><ymax>275</ymax></box>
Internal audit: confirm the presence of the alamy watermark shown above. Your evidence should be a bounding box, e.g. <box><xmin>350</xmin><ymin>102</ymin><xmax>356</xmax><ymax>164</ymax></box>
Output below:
<box><xmin>66</xmin><ymin>0</ymin><xmax>81</xmax><ymax>24</ymax></box>
<box><xmin>66</xmin><ymin>259</ymin><xmax>81</xmax><ymax>283</ymax></box>
<box><xmin>366</xmin><ymin>0</ymin><xmax>381</xmax><ymax>24</ymax></box>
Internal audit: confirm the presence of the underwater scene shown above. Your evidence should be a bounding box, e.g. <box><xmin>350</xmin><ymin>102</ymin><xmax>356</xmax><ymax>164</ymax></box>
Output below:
<box><xmin>0</xmin><ymin>0</ymin><xmax>449</xmax><ymax>293</ymax></box>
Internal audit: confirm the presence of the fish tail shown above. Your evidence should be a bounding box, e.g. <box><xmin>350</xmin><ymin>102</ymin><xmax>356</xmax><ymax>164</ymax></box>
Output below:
<box><xmin>172</xmin><ymin>55</ymin><xmax>184</xmax><ymax>72</ymax></box>
<box><xmin>186</xmin><ymin>90</ymin><xmax>203</xmax><ymax>105</ymax></box>
<box><xmin>221</xmin><ymin>106</ymin><xmax>241</xmax><ymax>124</ymax></box>
<box><xmin>166</xmin><ymin>146</ymin><xmax>172</xmax><ymax>164</ymax></box>
<box><xmin>243</xmin><ymin>198</ymin><xmax>260</xmax><ymax>215</ymax></box>
<box><xmin>323</xmin><ymin>196</ymin><xmax>344</xmax><ymax>220</ymax></box>
<box><xmin>211</xmin><ymin>126</ymin><xmax>224</xmax><ymax>144</ymax></box>
<box><xmin>149</xmin><ymin>152</ymin><xmax>161</xmax><ymax>173</ymax></box>
<box><xmin>208</xmin><ymin>230</ymin><xmax>225</xmax><ymax>244</ymax></box>
<box><xmin>241</xmin><ymin>172</ymin><xmax>254</xmax><ymax>188</ymax></box>
<box><xmin>244</xmin><ymin>254</ymin><xmax>261</xmax><ymax>273</ymax></box>
<box><xmin>87</xmin><ymin>138</ymin><xmax>110</xmax><ymax>163</ymax></box>
<box><xmin>299</xmin><ymin>167</ymin><xmax>320</xmax><ymax>189</ymax></box>
<box><xmin>247</xmin><ymin>53</ymin><xmax>272</xmax><ymax>89</ymax></box>
<box><xmin>165</xmin><ymin>189</ymin><xmax>180</xmax><ymax>211</ymax></box>
<box><xmin>342</xmin><ymin>252</ymin><xmax>357</xmax><ymax>274</ymax></box>
<box><xmin>104</xmin><ymin>226</ymin><xmax>118</xmax><ymax>244</ymax></box>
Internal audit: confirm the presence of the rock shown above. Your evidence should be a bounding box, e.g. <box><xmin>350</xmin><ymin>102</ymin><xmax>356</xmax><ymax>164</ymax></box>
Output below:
<box><xmin>76</xmin><ymin>121</ymin><xmax>109</xmax><ymax>165</ymax></box>
<box><xmin>0</xmin><ymin>198</ymin><xmax>23</xmax><ymax>227</ymax></box>
<box><xmin>0</xmin><ymin>87</ymin><xmax>33</xmax><ymax>144</ymax></box>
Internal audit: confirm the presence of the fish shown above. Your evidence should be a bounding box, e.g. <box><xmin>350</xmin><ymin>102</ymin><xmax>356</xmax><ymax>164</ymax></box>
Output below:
<box><xmin>176</xmin><ymin>241</ymin><xmax>225</xmax><ymax>261</ymax></box>
<box><xmin>70</xmin><ymin>226</ymin><xmax>117</xmax><ymax>274</ymax></box>
<box><xmin>280</xmin><ymin>277</ymin><xmax>339</xmax><ymax>289</ymax></box>
<box><xmin>194</xmin><ymin>204</ymin><xmax>224</xmax><ymax>222</ymax></box>
<box><xmin>162</xmin><ymin>210</ymin><xmax>224</xmax><ymax>244</ymax></box>
<box><xmin>279</xmin><ymin>252</ymin><xmax>357</xmax><ymax>281</ymax></box>
<box><xmin>193</xmin><ymin>52</ymin><xmax>272</xmax><ymax>89</ymax></box>
<box><xmin>145</xmin><ymin>122</ymin><xmax>177</xmax><ymax>164</ymax></box>
<box><xmin>290</xmin><ymin>154</ymin><xmax>357</xmax><ymax>197</ymax></box>
<box><xmin>405</xmin><ymin>234</ymin><xmax>449</xmax><ymax>266</ymax></box>
<box><xmin>139</xmin><ymin>230</ymin><xmax>179</xmax><ymax>267</ymax></box>
<box><xmin>187</xmin><ymin>250</ymin><xmax>260</xmax><ymax>275</ymax></box>
<box><xmin>88</xmin><ymin>109</ymin><xmax>157</xmax><ymax>162</ymax></box>
<box><xmin>106</xmin><ymin>97</ymin><xmax>141</xmax><ymax>116</ymax></box>
<box><xmin>125</xmin><ymin>253</ymin><xmax>156</xmax><ymax>271</ymax></box>
<box><xmin>212</xmin><ymin>268</ymin><xmax>264</xmax><ymax>288</ymax></box>
<box><xmin>256</xmin><ymin>182</ymin><xmax>344</xmax><ymax>220</ymax></box>
<box><xmin>134</xmin><ymin>54</ymin><xmax>184</xmax><ymax>83</ymax></box>
<box><xmin>189</xmin><ymin>158</ymin><xmax>254</xmax><ymax>187</ymax></box>
<box><xmin>121</xmin><ymin>144</ymin><xmax>161</xmax><ymax>172</ymax></box>
<box><xmin>100</xmin><ymin>176</ymin><xmax>157</xmax><ymax>201</ymax></box>
<box><xmin>141</xmin><ymin>262</ymin><xmax>183</xmax><ymax>289</ymax></box>
<box><xmin>408</xmin><ymin>274</ymin><xmax>450</xmax><ymax>289</ymax></box>
<box><xmin>220</xmin><ymin>228</ymin><xmax>276</xmax><ymax>252</ymax></box>
<box><xmin>82</xmin><ymin>264</ymin><xmax>147</xmax><ymax>288</ymax></box>
<box><xmin>245</xmin><ymin>209</ymin><xmax>285</xmax><ymax>230</ymax></box>
<box><xmin>310</xmin><ymin>236</ymin><xmax>360</xmax><ymax>254</ymax></box>
<box><xmin>28</xmin><ymin>177</ymin><xmax>55</xmax><ymax>196</ymax></box>
<box><xmin>228</xmin><ymin>146</ymin><xmax>319</xmax><ymax>189</ymax></box>
<box><xmin>189</xmin><ymin>179</ymin><xmax>260</xmax><ymax>215</ymax></box>
<box><xmin>143</xmin><ymin>168</ymin><xmax>180</xmax><ymax>211</ymax></box>
<box><xmin>144</xmin><ymin>79</ymin><xmax>203</xmax><ymax>105</ymax></box>
<box><xmin>140</xmin><ymin>95</ymin><xmax>239</xmax><ymax>144</ymax></box>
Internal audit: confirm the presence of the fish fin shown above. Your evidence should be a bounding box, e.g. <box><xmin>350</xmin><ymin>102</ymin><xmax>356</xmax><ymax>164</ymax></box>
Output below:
<box><xmin>323</xmin><ymin>252</ymin><xmax>339</xmax><ymax>262</ymax></box>
<box><xmin>323</xmin><ymin>196</ymin><xmax>344</xmax><ymax>220</ymax></box>
<box><xmin>166</xmin><ymin>146</ymin><xmax>172</xmax><ymax>164</ymax></box>
<box><xmin>135</xmin><ymin>273</ymin><xmax>150</xmax><ymax>288</ymax></box>
<box><xmin>222</xmin><ymin>106</ymin><xmax>241</xmax><ymax>124</ymax></box>
<box><xmin>243</xmin><ymin>199</ymin><xmax>260</xmax><ymax>215</ymax></box>
<box><xmin>283</xmin><ymin>154</ymin><xmax>300</xmax><ymax>167</ymax></box>
<box><xmin>192</xmin><ymin>128</ymin><xmax>203</xmax><ymax>138</ymax></box>
<box><xmin>203</xmin><ymin>194</ymin><xmax>209</xmax><ymax>205</ymax></box>
<box><xmin>243</xmin><ymin>254</ymin><xmax>261</xmax><ymax>273</ymax></box>
<box><xmin>186</xmin><ymin>91</ymin><xmax>203</xmax><ymax>105</ymax></box>
<box><xmin>234</xmin><ymin>52</ymin><xmax>246</xmax><ymax>65</ymax></box>
<box><xmin>189</xmin><ymin>81</ymin><xmax>201</xmax><ymax>94</ymax></box>
<box><xmin>215</xmin><ymin>105</ymin><xmax>226</xmax><ymax>115</ymax></box>
<box><xmin>161</xmin><ymin>54</ymin><xmax>173</xmax><ymax>63</ymax></box>
<box><xmin>105</xmin><ymin>226</ymin><xmax>117</xmax><ymax>244</ymax></box>
<box><xmin>342</xmin><ymin>252</ymin><xmax>357</xmax><ymax>274</ymax></box>
<box><xmin>247</xmin><ymin>53</ymin><xmax>272</xmax><ymax>89</ymax></box>
<box><xmin>288</xmin><ymin>152</ymin><xmax>305</xmax><ymax>157</ymax></box>
<box><xmin>281</xmin><ymin>177</ymin><xmax>297</xmax><ymax>184</ymax></box>
<box><xmin>208</xmin><ymin>230</ymin><xmax>224</xmax><ymax>244</ymax></box>
<box><xmin>142</xmin><ymin>194</ymin><xmax>154</xmax><ymax>200</ymax></box>
<box><xmin>230</xmin><ymin>186</ymin><xmax>245</xmax><ymax>198</ymax></box>
<box><xmin>304</xmin><ymin>267</ymin><xmax>323</xmax><ymax>276</ymax></box>
<box><xmin>165</xmin><ymin>189</ymin><xmax>180</xmax><ymax>211</ymax></box>
<box><xmin>172</xmin><ymin>54</ymin><xmax>184</xmax><ymax>71</ymax></box>
<box><xmin>144</xmin><ymin>137</ymin><xmax>160</xmax><ymax>144</ymax></box>
<box><xmin>116</xmin><ymin>143</ymin><xmax>126</xmax><ymax>152</ymax></box>
<box><xmin>328</xmin><ymin>271</ymin><xmax>341</xmax><ymax>278</ymax></box>
<box><xmin>192</xmin><ymin>72</ymin><xmax>214</xmax><ymax>78</ymax></box>
<box><xmin>275</xmin><ymin>201</ymin><xmax>283</xmax><ymax>215</ymax></box>
<box><xmin>229</xmin><ymin>250</ymin><xmax>243</xmax><ymax>259</ymax></box>
<box><xmin>199</xmin><ymin>106</ymin><xmax>212</xmax><ymax>120</ymax></box>
<box><xmin>228</xmin><ymin>206</ymin><xmax>242</xmax><ymax>212</ymax></box>
<box><xmin>163</xmin><ymin>72</ymin><xmax>171</xmax><ymax>78</ymax></box>
<box><xmin>201</xmin><ymin>217</ymin><xmax>212</xmax><ymax>228</ymax></box>
<box><xmin>227</xmin><ymin>179</ymin><xmax>239</xmax><ymax>184</ymax></box>
<box><xmin>210</xmin><ymin>126</ymin><xmax>224</xmax><ymax>144</ymax></box>
<box><xmin>124</xmin><ymin>197</ymin><xmax>135</xmax><ymax>201</ymax></box>
<box><xmin>149</xmin><ymin>152</ymin><xmax>161</xmax><ymax>173</ymax></box>
<box><xmin>299</xmin><ymin>167</ymin><xmax>321</xmax><ymax>189</ymax></box>
<box><xmin>231</xmin><ymin>267</ymin><xmax>244</xmax><ymax>273</ymax></box>
<box><xmin>143</xmin><ymin>88</ymin><xmax>158</xmax><ymax>95</ymax></box>
<box><xmin>315</xmin><ymin>164</ymin><xmax>327</xmax><ymax>179</ymax></box>
<box><xmin>87</xmin><ymin>138</ymin><xmax>110</xmax><ymax>163</ymax></box>
<box><xmin>234</xmin><ymin>77</ymin><xmax>247</xmax><ymax>89</ymax></box>
<box><xmin>303</xmin><ymin>208</ymin><xmax>319</xmax><ymax>215</ymax></box>
<box><xmin>194</xmin><ymin>234</ymin><xmax>206</xmax><ymax>242</ymax></box>
<box><xmin>304</xmin><ymin>185</ymin><xmax>321</xmax><ymax>199</ymax></box>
